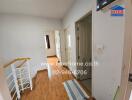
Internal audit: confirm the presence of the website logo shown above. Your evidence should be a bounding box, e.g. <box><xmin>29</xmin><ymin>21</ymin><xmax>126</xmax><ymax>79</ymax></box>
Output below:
<box><xmin>111</xmin><ymin>5</ymin><xmax>125</xmax><ymax>16</ymax></box>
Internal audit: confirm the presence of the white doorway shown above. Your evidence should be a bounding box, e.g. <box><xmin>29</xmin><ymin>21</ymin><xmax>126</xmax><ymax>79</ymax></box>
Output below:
<box><xmin>44</xmin><ymin>31</ymin><xmax>56</xmax><ymax>57</ymax></box>
<box><xmin>44</xmin><ymin>30</ymin><xmax>61</xmax><ymax>62</ymax></box>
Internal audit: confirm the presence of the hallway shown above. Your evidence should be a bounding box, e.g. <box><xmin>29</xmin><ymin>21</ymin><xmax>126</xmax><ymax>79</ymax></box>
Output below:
<box><xmin>21</xmin><ymin>57</ymin><xmax>75</xmax><ymax>100</ymax></box>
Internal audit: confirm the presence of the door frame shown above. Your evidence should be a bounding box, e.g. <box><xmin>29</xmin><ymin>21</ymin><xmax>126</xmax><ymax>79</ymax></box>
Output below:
<box><xmin>119</xmin><ymin>0</ymin><xmax>132</xmax><ymax>99</ymax></box>
<box><xmin>55</xmin><ymin>30</ymin><xmax>61</xmax><ymax>62</ymax></box>
<box><xmin>63</xmin><ymin>27</ymin><xmax>72</xmax><ymax>67</ymax></box>
<box><xmin>75</xmin><ymin>11</ymin><xmax>92</xmax><ymax>91</ymax></box>
<box><xmin>75</xmin><ymin>11</ymin><xmax>92</xmax><ymax>64</ymax></box>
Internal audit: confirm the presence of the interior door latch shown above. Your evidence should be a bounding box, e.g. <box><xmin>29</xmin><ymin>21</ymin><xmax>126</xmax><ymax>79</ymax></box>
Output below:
<box><xmin>129</xmin><ymin>73</ymin><xmax>132</xmax><ymax>82</ymax></box>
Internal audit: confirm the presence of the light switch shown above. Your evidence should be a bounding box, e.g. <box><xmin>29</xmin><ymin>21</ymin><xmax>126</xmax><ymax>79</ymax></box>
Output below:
<box><xmin>96</xmin><ymin>44</ymin><xmax>105</xmax><ymax>55</ymax></box>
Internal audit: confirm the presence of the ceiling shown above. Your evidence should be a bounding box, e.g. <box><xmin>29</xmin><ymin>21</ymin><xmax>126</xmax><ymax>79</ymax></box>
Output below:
<box><xmin>0</xmin><ymin>0</ymin><xmax>75</xmax><ymax>19</ymax></box>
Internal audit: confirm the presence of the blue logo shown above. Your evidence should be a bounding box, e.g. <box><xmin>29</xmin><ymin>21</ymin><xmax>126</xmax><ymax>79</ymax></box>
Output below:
<box><xmin>111</xmin><ymin>5</ymin><xmax>125</xmax><ymax>16</ymax></box>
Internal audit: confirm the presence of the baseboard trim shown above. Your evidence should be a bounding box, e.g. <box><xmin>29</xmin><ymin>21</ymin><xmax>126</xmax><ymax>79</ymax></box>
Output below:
<box><xmin>37</xmin><ymin>69</ymin><xmax>47</xmax><ymax>73</ymax></box>
<box><xmin>47</xmin><ymin>55</ymin><xmax>57</xmax><ymax>58</ymax></box>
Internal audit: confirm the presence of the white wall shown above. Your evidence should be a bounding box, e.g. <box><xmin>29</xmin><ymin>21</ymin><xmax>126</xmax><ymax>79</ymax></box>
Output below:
<box><xmin>45</xmin><ymin>31</ymin><xmax>56</xmax><ymax>57</ymax></box>
<box><xmin>92</xmin><ymin>0</ymin><xmax>125</xmax><ymax>100</ymax></box>
<box><xmin>63</xmin><ymin>0</ymin><xmax>125</xmax><ymax>100</ymax></box>
<box><xmin>0</xmin><ymin>14</ymin><xmax>61</xmax><ymax>77</ymax></box>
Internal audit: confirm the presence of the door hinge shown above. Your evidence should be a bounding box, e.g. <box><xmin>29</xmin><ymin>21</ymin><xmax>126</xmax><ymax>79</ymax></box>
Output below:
<box><xmin>129</xmin><ymin>73</ymin><xmax>132</xmax><ymax>82</ymax></box>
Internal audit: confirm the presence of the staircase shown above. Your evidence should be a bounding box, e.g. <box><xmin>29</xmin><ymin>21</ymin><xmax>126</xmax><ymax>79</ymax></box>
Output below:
<box><xmin>3</xmin><ymin>58</ymin><xmax>32</xmax><ymax>100</ymax></box>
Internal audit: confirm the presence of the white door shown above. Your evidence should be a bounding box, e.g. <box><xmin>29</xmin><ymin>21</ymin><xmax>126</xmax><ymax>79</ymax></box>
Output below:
<box><xmin>64</xmin><ymin>28</ymin><xmax>71</xmax><ymax>67</ymax></box>
<box><xmin>119</xmin><ymin>0</ymin><xmax>132</xmax><ymax>100</ymax></box>
<box><xmin>55</xmin><ymin>30</ymin><xmax>61</xmax><ymax>61</ymax></box>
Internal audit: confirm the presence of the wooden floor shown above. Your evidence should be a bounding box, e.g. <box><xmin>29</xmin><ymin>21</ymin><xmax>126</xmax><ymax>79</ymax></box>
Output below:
<box><xmin>21</xmin><ymin>57</ymin><xmax>91</xmax><ymax>100</ymax></box>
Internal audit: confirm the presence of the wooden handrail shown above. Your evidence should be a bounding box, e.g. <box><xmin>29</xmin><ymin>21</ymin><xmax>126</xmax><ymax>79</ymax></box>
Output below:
<box><xmin>16</xmin><ymin>60</ymin><xmax>27</xmax><ymax>68</ymax></box>
<box><xmin>3</xmin><ymin>58</ymin><xmax>31</xmax><ymax>68</ymax></box>
<box><xmin>15</xmin><ymin>57</ymin><xmax>31</xmax><ymax>61</ymax></box>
